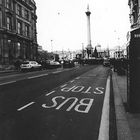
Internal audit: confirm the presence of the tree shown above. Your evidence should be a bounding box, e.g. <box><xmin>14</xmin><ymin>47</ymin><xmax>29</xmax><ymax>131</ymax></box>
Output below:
<box><xmin>93</xmin><ymin>47</ymin><xmax>98</xmax><ymax>58</ymax></box>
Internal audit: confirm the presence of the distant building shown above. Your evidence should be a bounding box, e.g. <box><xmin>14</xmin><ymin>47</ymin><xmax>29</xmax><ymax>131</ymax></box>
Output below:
<box><xmin>97</xmin><ymin>49</ymin><xmax>110</xmax><ymax>58</ymax></box>
<box><xmin>54</xmin><ymin>50</ymin><xmax>79</xmax><ymax>60</ymax></box>
<box><xmin>38</xmin><ymin>45</ymin><xmax>43</xmax><ymax>52</ymax></box>
<box><xmin>0</xmin><ymin>0</ymin><xmax>38</xmax><ymax>65</ymax></box>
<box><xmin>109</xmin><ymin>49</ymin><xmax>116</xmax><ymax>58</ymax></box>
<box><xmin>109</xmin><ymin>48</ymin><xmax>127</xmax><ymax>59</ymax></box>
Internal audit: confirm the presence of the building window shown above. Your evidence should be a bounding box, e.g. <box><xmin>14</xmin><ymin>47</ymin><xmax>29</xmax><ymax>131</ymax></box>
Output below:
<box><xmin>16</xmin><ymin>42</ymin><xmax>21</xmax><ymax>57</ymax></box>
<box><xmin>17</xmin><ymin>21</ymin><xmax>22</xmax><ymax>34</ymax></box>
<box><xmin>0</xmin><ymin>39</ymin><xmax>2</xmax><ymax>57</ymax></box>
<box><xmin>25</xmin><ymin>24</ymin><xmax>30</xmax><ymax>37</ymax></box>
<box><xmin>6</xmin><ymin>16</ymin><xmax>12</xmax><ymax>30</ymax></box>
<box><xmin>6</xmin><ymin>0</ymin><xmax>11</xmax><ymax>9</ymax></box>
<box><xmin>24</xmin><ymin>9</ymin><xmax>29</xmax><ymax>20</ymax></box>
<box><xmin>17</xmin><ymin>4</ymin><xmax>22</xmax><ymax>16</ymax></box>
<box><xmin>0</xmin><ymin>11</ymin><xmax>2</xmax><ymax>27</ymax></box>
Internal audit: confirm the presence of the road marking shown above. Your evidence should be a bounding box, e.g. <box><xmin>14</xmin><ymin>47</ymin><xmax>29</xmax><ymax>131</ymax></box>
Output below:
<box><xmin>0</xmin><ymin>81</ymin><xmax>16</xmax><ymax>85</ymax></box>
<box><xmin>98</xmin><ymin>76</ymin><xmax>110</xmax><ymax>140</ymax></box>
<box><xmin>75</xmin><ymin>77</ymin><xmax>80</xmax><ymax>80</ymax></box>
<box><xmin>28</xmin><ymin>73</ymin><xmax>48</xmax><ymax>79</ymax></box>
<box><xmin>60</xmin><ymin>84</ymin><xmax>67</xmax><ymax>88</ymax></box>
<box><xmin>17</xmin><ymin>102</ymin><xmax>35</xmax><ymax>111</ymax></box>
<box><xmin>45</xmin><ymin>90</ymin><xmax>55</xmax><ymax>96</ymax></box>
<box><xmin>0</xmin><ymin>74</ymin><xmax>19</xmax><ymax>79</ymax></box>
<box><xmin>42</xmin><ymin>96</ymin><xmax>94</xmax><ymax>113</ymax></box>
<box><xmin>52</xmin><ymin>70</ymin><xmax>62</xmax><ymax>74</ymax></box>
<box><xmin>70</xmin><ymin>80</ymin><xmax>75</xmax><ymax>83</ymax></box>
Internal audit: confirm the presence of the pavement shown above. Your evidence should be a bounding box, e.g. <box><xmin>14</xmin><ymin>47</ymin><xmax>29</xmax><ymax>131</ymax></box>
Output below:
<box><xmin>112</xmin><ymin>71</ymin><xmax>140</xmax><ymax>140</ymax></box>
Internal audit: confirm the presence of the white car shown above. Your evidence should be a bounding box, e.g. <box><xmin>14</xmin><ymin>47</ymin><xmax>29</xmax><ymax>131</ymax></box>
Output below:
<box><xmin>50</xmin><ymin>61</ymin><xmax>60</xmax><ymax>66</ymax></box>
<box><xmin>20</xmin><ymin>61</ymin><xmax>42</xmax><ymax>71</ymax></box>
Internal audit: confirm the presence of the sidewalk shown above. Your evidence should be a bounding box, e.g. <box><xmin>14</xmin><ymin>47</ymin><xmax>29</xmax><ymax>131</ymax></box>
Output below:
<box><xmin>0</xmin><ymin>65</ymin><xmax>16</xmax><ymax>74</ymax></box>
<box><xmin>112</xmin><ymin>71</ymin><xmax>140</xmax><ymax>140</ymax></box>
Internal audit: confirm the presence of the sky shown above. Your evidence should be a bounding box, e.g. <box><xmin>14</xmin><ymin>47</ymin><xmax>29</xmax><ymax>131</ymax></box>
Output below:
<box><xmin>35</xmin><ymin>0</ymin><xmax>130</xmax><ymax>52</ymax></box>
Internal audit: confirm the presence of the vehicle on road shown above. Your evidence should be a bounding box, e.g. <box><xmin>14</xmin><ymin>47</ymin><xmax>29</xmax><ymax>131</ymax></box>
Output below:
<box><xmin>20</xmin><ymin>61</ymin><xmax>42</xmax><ymax>71</ymax></box>
<box><xmin>50</xmin><ymin>61</ymin><xmax>60</xmax><ymax>66</ymax></box>
<box><xmin>63</xmin><ymin>60</ymin><xmax>75</xmax><ymax>68</ymax></box>
<box><xmin>103</xmin><ymin>58</ymin><xmax>110</xmax><ymax>67</ymax></box>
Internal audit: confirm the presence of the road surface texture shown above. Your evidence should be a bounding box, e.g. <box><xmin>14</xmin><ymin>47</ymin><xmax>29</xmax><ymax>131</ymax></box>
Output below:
<box><xmin>0</xmin><ymin>65</ymin><xmax>110</xmax><ymax>140</ymax></box>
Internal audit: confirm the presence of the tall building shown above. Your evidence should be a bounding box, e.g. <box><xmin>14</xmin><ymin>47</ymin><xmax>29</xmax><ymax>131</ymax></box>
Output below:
<box><xmin>0</xmin><ymin>0</ymin><xmax>38</xmax><ymax>65</ymax></box>
<box><xmin>127</xmin><ymin>0</ymin><xmax>140</xmax><ymax>112</ymax></box>
<box><xmin>128</xmin><ymin>0</ymin><xmax>140</xmax><ymax>29</ymax></box>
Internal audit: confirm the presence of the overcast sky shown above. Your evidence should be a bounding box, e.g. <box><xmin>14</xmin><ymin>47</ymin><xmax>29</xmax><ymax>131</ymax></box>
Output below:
<box><xmin>35</xmin><ymin>0</ymin><xmax>130</xmax><ymax>52</ymax></box>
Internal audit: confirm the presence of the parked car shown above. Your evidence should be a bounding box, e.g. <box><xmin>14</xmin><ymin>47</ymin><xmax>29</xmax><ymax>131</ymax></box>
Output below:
<box><xmin>20</xmin><ymin>61</ymin><xmax>42</xmax><ymax>71</ymax></box>
<box><xmin>50</xmin><ymin>61</ymin><xmax>60</xmax><ymax>66</ymax></box>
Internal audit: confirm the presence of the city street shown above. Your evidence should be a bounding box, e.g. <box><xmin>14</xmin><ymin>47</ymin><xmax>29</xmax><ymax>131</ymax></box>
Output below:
<box><xmin>0</xmin><ymin>65</ymin><xmax>110</xmax><ymax>140</ymax></box>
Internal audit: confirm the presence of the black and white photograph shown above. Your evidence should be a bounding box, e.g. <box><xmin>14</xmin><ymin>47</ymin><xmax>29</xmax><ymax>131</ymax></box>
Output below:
<box><xmin>0</xmin><ymin>0</ymin><xmax>140</xmax><ymax>139</ymax></box>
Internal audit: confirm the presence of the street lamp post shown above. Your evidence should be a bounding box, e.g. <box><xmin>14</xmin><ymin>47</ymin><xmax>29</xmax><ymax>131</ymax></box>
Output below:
<box><xmin>82</xmin><ymin>43</ymin><xmax>84</xmax><ymax>58</ymax></box>
<box><xmin>51</xmin><ymin>40</ymin><xmax>53</xmax><ymax>53</ymax></box>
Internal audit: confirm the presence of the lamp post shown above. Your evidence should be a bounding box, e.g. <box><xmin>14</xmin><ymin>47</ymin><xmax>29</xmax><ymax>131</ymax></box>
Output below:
<box><xmin>82</xmin><ymin>43</ymin><xmax>85</xmax><ymax>58</ymax></box>
<box><xmin>51</xmin><ymin>40</ymin><xmax>53</xmax><ymax>53</ymax></box>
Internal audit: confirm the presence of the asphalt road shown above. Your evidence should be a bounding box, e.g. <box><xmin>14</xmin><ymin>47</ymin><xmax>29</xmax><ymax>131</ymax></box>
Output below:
<box><xmin>0</xmin><ymin>65</ymin><xmax>110</xmax><ymax>140</ymax></box>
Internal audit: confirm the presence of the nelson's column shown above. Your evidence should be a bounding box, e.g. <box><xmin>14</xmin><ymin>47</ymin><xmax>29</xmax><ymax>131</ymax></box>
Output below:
<box><xmin>85</xmin><ymin>5</ymin><xmax>93</xmax><ymax>58</ymax></box>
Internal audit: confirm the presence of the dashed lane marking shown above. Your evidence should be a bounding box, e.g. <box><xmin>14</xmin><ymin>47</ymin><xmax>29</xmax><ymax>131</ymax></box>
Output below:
<box><xmin>0</xmin><ymin>81</ymin><xmax>16</xmax><ymax>85</ymax></box>
<box><xmin>75</xmin><ymin>77</ymin><xmax>80</xmax><ymax>80</ymax></box>
<box><xmin>45</xmin><ymin>90</ymin><xmax>56</xmax><ymax>96</ymax></box>
<box><xmin>70</xmin><ymin>80</ymin><xmax>75</xmax><ymax>83</ymax></box>
<box><xmin>28</xmin><ymin>73</ymin><xmax>48</xmax><ymax>79</ymax></box>
<box><xmin>0</xmin><ymin>74</ymin><xmax>19</xmax><ymax>79</ymax></box>
<box><xmin>17</xmin><ymin>102</ymin><xmax>35</xmax><ymax>111</ymax></box>
<box><xmin>60</xmin><ymin>84</ymin><xmax>67</xmax><ymax>88</ymax></box>
<box><xmin>52</xmin><ymin>71</ymin><xmax>62</xmax><ymax>74</ymax></box>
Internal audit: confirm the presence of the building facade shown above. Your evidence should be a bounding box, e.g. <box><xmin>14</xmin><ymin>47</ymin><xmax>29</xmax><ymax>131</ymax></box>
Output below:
<box><xmin>127</xmin><ymin>0</ymin><xmax>140</xmax><ymax>112</ymax></box>
<box><xmin>0</xmin><ymin>0</ymin><xmax>38</xmax><ymax>65</ymax></box>
<box><xmin>128</xmin><ymin>0</ymin><xmax>140</xmax><ymax>29</ymax></box>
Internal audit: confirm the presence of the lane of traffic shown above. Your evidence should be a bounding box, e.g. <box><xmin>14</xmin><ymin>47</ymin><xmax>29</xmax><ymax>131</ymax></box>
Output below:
<box><xmin>0</xmin><ymin>64</ymin><xmax>80</xmax><ymax>84</ymax></box>
<box><xmin>0</xmin><ymin>65</ymin><xmax>98</xmax><ymax>115</ymax></box>
<box><xmin>12</xmin><ymin>66</ymin><xmax>110</xmax><ymax>140</ymax></box>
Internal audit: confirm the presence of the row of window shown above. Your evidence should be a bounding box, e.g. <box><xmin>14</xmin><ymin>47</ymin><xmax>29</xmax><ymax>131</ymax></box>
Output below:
<box><xmin>0</xmin><ymin>0</ymin><xmax>35</xmax><ymax>9</ymax></box>
<box><xmin>17</xmin><ymin>4</ymin><xmax>30</xmax><ymax>21</ymax></box>
<box><xmin>17</xmin><ymin>21</ymin><xmax>30</xmax><ymax>36</ymax></box>
<box><xmin>0</xmin><ymin>0</ymin><xmax>33</xmax><ymax>21</ymax></box>
<box><xmin>129</xmin><ymin>0</ymin><xmax>140</xmax><ymax>26</ymax></box>
<box><xmin>6</xmin><ymin>15</ymin><xmax>30</xmax><ymax>37</ymax></box>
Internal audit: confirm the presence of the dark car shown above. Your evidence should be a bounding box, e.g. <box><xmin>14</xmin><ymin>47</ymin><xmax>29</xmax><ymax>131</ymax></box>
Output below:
<box><xmin>103</xmin><ymin>58</ymin><xmax>110</xmax><ymax>67</ymax></box>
